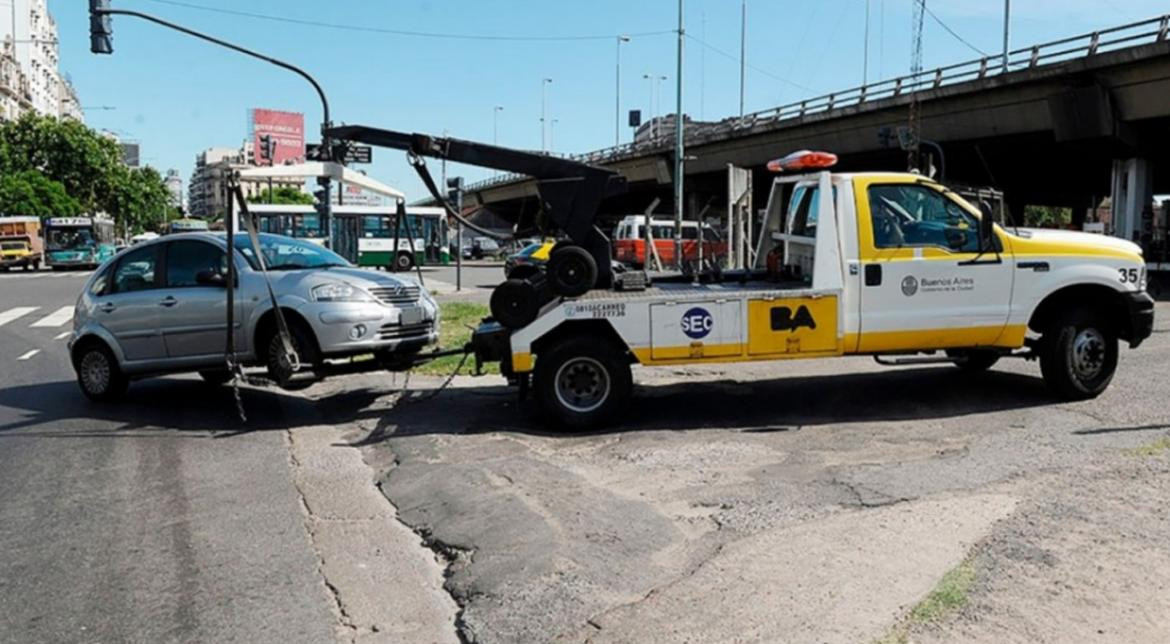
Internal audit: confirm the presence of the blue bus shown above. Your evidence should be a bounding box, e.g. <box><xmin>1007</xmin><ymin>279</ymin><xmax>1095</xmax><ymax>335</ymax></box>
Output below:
<box><xmin>43</xmin><ymin>216</ymin><xmax>116</xmax><ymax>270</ymax></box>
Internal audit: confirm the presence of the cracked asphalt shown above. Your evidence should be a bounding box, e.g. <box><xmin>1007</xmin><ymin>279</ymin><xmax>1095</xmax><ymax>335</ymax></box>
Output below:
<box><xmin>352</xmin><ymin>301</ymin><xmax>1170</xmax><ymax>643</ymax></box>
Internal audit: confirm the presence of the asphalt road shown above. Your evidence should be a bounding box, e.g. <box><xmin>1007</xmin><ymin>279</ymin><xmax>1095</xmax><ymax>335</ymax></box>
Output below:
<box><xmin>0</xmin><ymin>268</ymin><xmax>338</xmax><ymax>643</ymax></box>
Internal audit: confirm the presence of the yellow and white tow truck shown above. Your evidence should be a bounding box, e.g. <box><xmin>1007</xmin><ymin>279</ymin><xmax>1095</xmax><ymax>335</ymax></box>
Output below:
<box><xmin>471</xmin><ymin>152</ymin><xmax>1155</xmax><ymax>427</ymax></box>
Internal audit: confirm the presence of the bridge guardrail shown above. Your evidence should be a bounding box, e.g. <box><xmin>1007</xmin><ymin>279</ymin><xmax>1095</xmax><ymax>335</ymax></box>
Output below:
<box><xmin>464</xmin><ymin>14</ymin><xmax>1170</xmax><ymax>193</ymax></box>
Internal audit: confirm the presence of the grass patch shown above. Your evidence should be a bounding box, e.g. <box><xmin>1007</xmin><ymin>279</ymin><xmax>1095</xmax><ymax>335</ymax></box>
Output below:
<box><xmin>413</xmin><ymin>301</ymin><xmax>498</xmax><ymax>377</ymax></box>
<box><xmin>876</xmin><ymin>558</ymin><xmax>977</xmax><ymax>644</ymax></box>
<box><xmin>1129</xmin><ymin>436</ymin><xmax>1170</xmax><ymax>458</ymax></box>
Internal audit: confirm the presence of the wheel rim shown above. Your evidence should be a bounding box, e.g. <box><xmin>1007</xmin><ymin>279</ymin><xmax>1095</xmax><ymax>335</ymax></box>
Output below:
<box><xmin>554</xmin><ymin>357</ymin><xmax>610</xmax><ymax>414</ymax></box>
<box><xmin>80</xmin><ymin>351</ymin><xmax>111</xmax><ymax>394</ymax></box>
<box><xmin>555</xmin><ymin>260</ymin><xmax>586</xmax><ymax>289</ymax></box>
<box><xmin>1071</xmin><ymin>327</ymin><xmax>1106</xmax><ymax>380</ymax></box>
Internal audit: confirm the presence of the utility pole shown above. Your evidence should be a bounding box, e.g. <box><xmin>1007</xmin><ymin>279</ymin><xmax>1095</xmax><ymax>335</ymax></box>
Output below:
<box><xmin>540</xmin><ymin>77</ymin><xmax>552</xmax><ymax>153</ymax></box>
<box><xmin>673</xmin><ymin>0</ymin><xmax>685</xmax><ymax>270</ymax></box>
<box><xmin>739</xmin><ymin>0</ymin><xmax>746</xmax><ymax>116</ymax></box>
<box><xmin>493</xmin><ymin>105</ymin><xmax>503</xmax><ymax>145</ymax></box>
<box><xmin>863</xmin><ymin>0</ymin><xmax>870</xmax><ymax>86</ymax></box>
<box><xmin>1002</xmin><ymin>0</ymin><xmax>1011</xmax><ymax>73</ymax></box>
<box><xmin>615</xmin><ymin>35</ymin><xmax>629</xmax><ymax>147</ymax></box>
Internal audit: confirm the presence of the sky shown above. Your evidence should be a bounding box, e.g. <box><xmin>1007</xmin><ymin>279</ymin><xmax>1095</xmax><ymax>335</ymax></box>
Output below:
<box><xmin>52</xmin><ymin>0</ymin><xmax>1170</xmax><ymax>202</ymax></box>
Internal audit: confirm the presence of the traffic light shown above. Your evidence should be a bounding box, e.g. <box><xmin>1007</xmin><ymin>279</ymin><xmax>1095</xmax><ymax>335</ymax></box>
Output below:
<box><xmin>89</xmin><ymin>0</ymin><xmax>113</xmax><ymax>55</ymax></box>
<box><xmin>446</xmin><ymin>177</ymin><xmax>464</xmax><ymax>204</ymax></box>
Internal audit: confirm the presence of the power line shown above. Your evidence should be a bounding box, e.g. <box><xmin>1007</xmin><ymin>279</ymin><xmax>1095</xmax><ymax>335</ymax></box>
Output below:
<box><xmin>140</xmin><ymin>0</ymin><xmax>675</xmax><ymax>42</ymax></box>
<box><xmin>920</xmin><ymin>2</ymin><xmax>987</xmax><ymax>56</ymax></box>
<box><xmin>685</xmin><ymin>34</ymin><xmax>814</xmax><ymax>93</ymax></box>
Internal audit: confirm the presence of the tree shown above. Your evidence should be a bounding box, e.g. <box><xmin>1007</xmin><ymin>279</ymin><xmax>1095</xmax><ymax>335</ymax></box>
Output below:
<box><xmin>248</xmin><ymin>186</ymin><xmax>314</xmax><ymax>205</ymax></box>
<box><xmin>1023</xmin><ymin>205</ymin><xmax>1072</xmax><ymax>228</ymax></box>
<box><xmin>0</xmin><ymin>170</ymin><xmax>82</xmax><ymax>218</ymax></box>
<box><xmin>105</xmin><ymin>166</ymin><xmax>172</xmax><ymax>234</ymax></box>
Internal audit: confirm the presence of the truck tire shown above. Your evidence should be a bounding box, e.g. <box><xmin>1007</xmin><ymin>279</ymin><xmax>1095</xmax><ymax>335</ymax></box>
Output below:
<box><xmin>490</xmin><ymin>278</ymin><xmax>541</xmax><ymax>329</ymax></box>
<box><xmin>947</xmin><ymin>349</ymin><xmax>1000</xmax><ymax>372</ymax></box>
<box><xmin>534</xmin><ymin>336</ymin><xmax>631</xmax><ymax>430</ymax></box>
<box><xmin>394</xmin><ymin>252</ymin><xmax>415</xmax><ymax>271</ymax></box>
<box><xmin>75</xmin><ymin>341</ymin><xmax>128</xmax><ymax>402</ymax></box>
<box><xmin>1038</xmin><ymin>308</ymin><xmax>1118</xmax><ymax>400</ymax></box>
<box><xmin>546</xmin><ymin>244</ymin><xmax>597</xmax><ymax>297</ymax></box>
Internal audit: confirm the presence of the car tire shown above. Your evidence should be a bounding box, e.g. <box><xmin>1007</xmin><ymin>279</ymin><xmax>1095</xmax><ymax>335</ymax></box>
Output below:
<box><xmin>266</xmin><ymin>320</ymin><xmax>319</xmax><ymax>390</ymax></box>
<box><xmin>534</xmin><ymin>336</ymin><xmax>631</xmax><ymax>431</ymax></box>
<box><xmin>546</xmin><ymin>244</ymin><xmax>597</xmax><ymax>297</ymax></box>
<box><xmin>75</xmin><ymin>341</ymin><xmax>128</xmax><ymax>402</ymax></box>
<box><xmin>198</xmin><ymin>369</ymin><xmax>233</xmax><ymax>386</ymax></box>
<box><xmin>394</xmin><ymin>252</ymin><xmax>415</xmax><ymax>271</ymax></box>
<box><xmin>490</xmin><ymin>278</ymin><xmax>541</xmax><ymax>329</ymax></box>
<box><xmin>1039</xmin><ymin>308</ymin><xmax>1118</xmax><ymax>400</ymax></box>
<box><xmin>946</xmin><ymin>349</ymin><xmax>1000</xmax><ymax>372</ymax></box>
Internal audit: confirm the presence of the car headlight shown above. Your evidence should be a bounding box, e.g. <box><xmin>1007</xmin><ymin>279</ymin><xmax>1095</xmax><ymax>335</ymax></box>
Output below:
<box><xmin>312</xmin><ymin>282</ymin><xmax>374</xmax><ymax>302</ymax></box>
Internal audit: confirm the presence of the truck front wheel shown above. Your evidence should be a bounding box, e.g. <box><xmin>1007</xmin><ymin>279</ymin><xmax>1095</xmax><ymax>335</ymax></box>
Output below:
<box><xmin>1039</xmin><ymin>308</ymin><xmax>1118</xmax><ymax>400</ymax></box>
<box><xmin>534</xmin><ymin>337</ymin><xmax>631</xmax><ymax>430</ymax></box>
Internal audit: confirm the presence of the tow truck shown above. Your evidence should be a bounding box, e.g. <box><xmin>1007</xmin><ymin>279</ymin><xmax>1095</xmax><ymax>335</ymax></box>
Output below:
<box><xmin>327</xmin><ymin>126</ymin><xmax>1154</xmax><ymax>429</ymax></box>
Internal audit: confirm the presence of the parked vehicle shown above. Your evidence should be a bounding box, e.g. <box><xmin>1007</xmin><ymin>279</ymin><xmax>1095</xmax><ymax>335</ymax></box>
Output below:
<box><xmin>504</xmin><ymin>240</ymin><xmax>554</xmax><ymax>279</ymax></box>
<box><xmin>471</xmin><ymin>152</ymin><xmax>1155</xmax><ymax>428</ymax></box>
<box><xmin>44</xmin><ymin>216</ymin><xmax>116</xmax><ymax>270</ymax></box>
<box><xmin>462</xmin><ymin>237</ymin><xmax>502</xmax><ymax>260</ymax></box>
<box><xmin>166</xmin><ymin>218</ymin><xmax>210</xmax><ymax>234</ymax></box>
<box><xmin>69</xmin><ymin>232</ymin><xmax>440</xmax><ymax>401</ymax></box>
<box><xmin>0</xmin><ymin>216</ymin><xmax>43</xmax><ymax>270</ymax></box>
<box><xmin>611</xmin><ymin>215</ymin><xmax>725</xmax><ymax>268</ymax></box>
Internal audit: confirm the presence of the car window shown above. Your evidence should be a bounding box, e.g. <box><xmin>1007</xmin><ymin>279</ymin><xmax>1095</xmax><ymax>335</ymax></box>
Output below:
<box><xmin>868</xmin><ymin>184</ymin><xmax>980</xmax><ymax>252</ymax></box>
<box><xmin>233</xmin><ymin>234</ymin><xmax>349</xmax><ymax>271</ymax></box>
<box><xmin>166</xmin><ymin>240</ymin><xmax>227</xmax><ymax>287</ymax></box>
<box><xmin>680</xmin><ymin>226</ymin><xmax>699</xmax><ymax>240</ymax></box>
<box><xmin>89</xmin><ymin>264</ymin><xmax>112</xmax><ymax>296</ymax></box>
<box><xmin>112</xmin><ymin>245</ymin><xmax>157</xmax><ymax>293</ymax></box>
<box><xmin>651</xmin><ymin>225</ymin><xmax>673</xmax><ymax>239</ymax></box>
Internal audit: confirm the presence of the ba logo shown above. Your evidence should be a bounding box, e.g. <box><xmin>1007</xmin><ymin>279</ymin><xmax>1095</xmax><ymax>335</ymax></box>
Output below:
<box><xmin>901</xmin><ymin>275</ymin><xmax>919</xmax><ymax>297</ymax></box>
<box><xmin>771</xmin><ymin>305</ymin><xmax>817</xmax><ymax>332</ymax></box>
<box><xmin>681</xmin><ymin>307</ymin><xmax>713</xmax><ymax>339</ymax></box>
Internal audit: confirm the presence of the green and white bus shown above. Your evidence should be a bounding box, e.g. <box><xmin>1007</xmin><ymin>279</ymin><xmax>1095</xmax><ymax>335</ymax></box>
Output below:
<box><xmin>43</xmin><ymin>216</ymin><xmax>116</xmax><ymax>270</ymax></box>
<box><xmin>246</xmin><ymin>204</ymin><xmax>450</xmax><ymax>270</ymax></box>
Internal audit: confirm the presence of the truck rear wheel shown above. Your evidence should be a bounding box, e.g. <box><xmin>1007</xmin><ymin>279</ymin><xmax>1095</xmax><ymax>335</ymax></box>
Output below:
<box><xmin>1039</xmin><ymin>308</ymin><xmax>1118</xmax><ymax>400</ymax></box>
<box><xmin>534</xmin><ymin>337</ymin><xmax>631</xmax><ymax>430</ymax></box>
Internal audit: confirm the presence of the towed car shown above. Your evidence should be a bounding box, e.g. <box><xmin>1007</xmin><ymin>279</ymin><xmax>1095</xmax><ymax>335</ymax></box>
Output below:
<box><xmin>68</xmin><ymin>232</ymin><xmax>439</xmax><ymax>401</ymax></box>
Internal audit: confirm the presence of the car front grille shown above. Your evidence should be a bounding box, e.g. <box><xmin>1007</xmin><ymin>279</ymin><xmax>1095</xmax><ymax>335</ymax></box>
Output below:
<box><xmin>378</xmin><ymin>321</ymin><xmax>432</xmax><ymax>341</ymax></box>
<box><xmin>369</xmin><ymin>285</ymin><xmax>421</xmax><ymax>306</ymax></box>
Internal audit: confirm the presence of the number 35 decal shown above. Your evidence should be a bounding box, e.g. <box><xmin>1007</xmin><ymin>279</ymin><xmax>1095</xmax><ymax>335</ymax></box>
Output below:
<box><xmin>1118</xmin><ymin>267</ymin><xmax>1142</xmax><ymax>284</ymax></box>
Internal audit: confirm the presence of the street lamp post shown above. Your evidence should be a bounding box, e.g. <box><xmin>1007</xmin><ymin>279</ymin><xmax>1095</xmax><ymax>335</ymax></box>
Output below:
<box><xmin>1002</xmin><ymin>0</ymin><xmax>1011</xmax><ymax>73</ymax></box>
<box><xmin>615</xmin><ymin>35</ymin><xmax>629</xmax><ymax>147</ymax></box>
<box><xmin>739</xmin><ymin>0</ymin><xmax>746</xmax><ymax>116</ymax></box>
<box><xmin>493</xmin><ymin>105</ymin><xmax>503</xmax><ymax>145</ymax></box>
<box><xmin>540</xmin><ymin>77</ymin><xmax>552</xmax><ymax>153</ymax></box>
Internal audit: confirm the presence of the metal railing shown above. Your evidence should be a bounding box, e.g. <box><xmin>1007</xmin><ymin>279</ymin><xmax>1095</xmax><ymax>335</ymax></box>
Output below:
<box><xmin>464</xmin><ymin>14</ymin><xmax>1170</xmax><ymax>193</ymax></box>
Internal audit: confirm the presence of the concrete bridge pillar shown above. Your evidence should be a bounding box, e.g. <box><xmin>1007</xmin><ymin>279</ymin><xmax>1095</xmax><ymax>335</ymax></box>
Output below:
<box><xmin>1110</xmin><ymin>158</ymin><xmax>1153</xmax><ymax>242</ymax></box>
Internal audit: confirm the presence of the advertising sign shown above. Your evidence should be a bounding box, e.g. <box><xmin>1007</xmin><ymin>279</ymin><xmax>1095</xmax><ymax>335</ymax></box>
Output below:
<box><xmin>251</xmin><ymin>108</ymin><xmax>305</xmax><ymax>166</ymax></box>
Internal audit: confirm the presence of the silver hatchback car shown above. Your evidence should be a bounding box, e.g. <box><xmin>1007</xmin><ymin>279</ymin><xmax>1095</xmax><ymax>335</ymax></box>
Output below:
<box><xmin>68</xmin><ymin>232</ymin><xmax>439</xmax><ymax>400</ymax></box>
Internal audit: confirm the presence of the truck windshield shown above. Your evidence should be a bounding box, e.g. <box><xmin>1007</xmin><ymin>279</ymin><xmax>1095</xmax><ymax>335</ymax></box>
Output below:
<box><xmin>47</xmin><ymin>228</ymin><xmax>93</xmax><ymax>250</ymax></box>
<box><xmin>1</xmin><ymin>241</ymin><xmax>26</xmax><ymax>251</ymax></box>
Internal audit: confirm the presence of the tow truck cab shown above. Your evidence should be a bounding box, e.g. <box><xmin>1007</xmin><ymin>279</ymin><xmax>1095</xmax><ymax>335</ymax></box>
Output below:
<box><xmin>474</xmin><ymin>161</ymin><xmax>1154</xmax><ymax>428</ymax></box>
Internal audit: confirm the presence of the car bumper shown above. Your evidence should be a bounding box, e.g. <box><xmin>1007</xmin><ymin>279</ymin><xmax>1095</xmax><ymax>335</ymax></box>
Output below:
<box><xmin>0</xmin><ymin>256</ymin><xmax>33</xmax><ymax>266</ymax></box>
<box><xmin>307</xmin><ymin>300</ymin><xmax>440</xmax><ymax>357</ymax></box>
<box><xmin>1123</xmin><ymin>291</ymin><xmax>1155</xmax><ymax>348</ymax></box>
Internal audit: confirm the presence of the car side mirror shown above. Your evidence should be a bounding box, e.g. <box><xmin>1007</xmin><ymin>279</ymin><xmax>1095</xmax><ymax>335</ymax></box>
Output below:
<box><xmin>195</xmin><ymin>270</ymin><xmax>227</xmax><ymax>287</ymax></box>
<box><xmin>978</xmin><ymin>200</ymin><xmax>996</xmax><ymax>251</ymax></box>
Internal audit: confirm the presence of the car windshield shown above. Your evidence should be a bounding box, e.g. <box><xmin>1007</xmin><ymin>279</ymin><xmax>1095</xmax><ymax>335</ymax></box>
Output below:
<box><xmin>47</xmin><ymin>228</ymin><xmax>93</xmax><ymax>250</ymax></box>
<box><xmin>232</xmin><ymin>234</ymin><xmax>351</xmax><ymax>271</ymax></box>
<box><xmin>1</xmin><ymin>241</ymin><xmax>26</xmax><ymax>251</ymax></box>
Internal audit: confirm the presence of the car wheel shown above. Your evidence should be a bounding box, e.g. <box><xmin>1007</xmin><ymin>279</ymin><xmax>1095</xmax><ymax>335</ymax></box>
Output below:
<box><xmin>1039</xmin><ymin>308</ymin><xmax>1118</xmax><ymax>400</ymax></box>
<box><xmin>198</xmin><ymin>369</ymin><xmax>233</xmax><ymax>386</ymax></box>
<box><xmin>75</xmin><ymin>341</ymin><xmax>128</xmax><ymax>402</ymax></box>
<box><xmin>534</xmin><ymin>337</ymin><xmax>631</xmax><ymax>430</ymax></box>
<box><xmin>266</xmin><ymin>321</ymin><xmax>319</xmax><ymax>390</ymax></box>
<box><xmin>546</xmin><ymin>244</ymin><xmax>597</xmax><ymax>297</ymax></box>
<box><xmin>946</xmin><ymin>349</ymin><xmax>1000</xmax><ymax>372</ymax></box>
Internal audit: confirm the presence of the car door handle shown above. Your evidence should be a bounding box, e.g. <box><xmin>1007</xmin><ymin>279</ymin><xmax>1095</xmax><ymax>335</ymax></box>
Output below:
<box><xmin>98</xmin><ymin>302</ymin><xmax>116</xmax><ymax>313</ymax></box>
<box><xmin>159</xmin><ymin>296</ymin><xmax>178</xmax><ymax>307</ymax></box>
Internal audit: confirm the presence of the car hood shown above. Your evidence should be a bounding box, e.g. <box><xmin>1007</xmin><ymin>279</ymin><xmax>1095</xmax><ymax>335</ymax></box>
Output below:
<box><xmin>266</xmin><ymin>266</ymin><xmax>428</xmax><ymax>295</ymax></box>
<box><xmin>1007</xmin><ymin>227</ymin><xmax>1143</xmax><ymax>257</ymax></box>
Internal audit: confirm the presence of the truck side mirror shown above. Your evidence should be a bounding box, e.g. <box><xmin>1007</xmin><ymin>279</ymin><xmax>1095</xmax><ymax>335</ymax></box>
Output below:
<box><xmin>978</xmin><ymin>200</ymin><xmax>996</xmax><ymax>251</ymax></box>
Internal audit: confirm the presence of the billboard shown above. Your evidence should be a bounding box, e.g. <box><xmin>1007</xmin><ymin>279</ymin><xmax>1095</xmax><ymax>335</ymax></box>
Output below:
<box><xmin>251</xmin><ymin>108</ymin><xmax>305</xmax><ymax>166</ymax></box>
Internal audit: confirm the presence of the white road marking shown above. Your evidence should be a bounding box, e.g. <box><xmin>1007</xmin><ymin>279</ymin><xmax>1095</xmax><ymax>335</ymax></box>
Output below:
<box><xmin>16</xmin><ymin>349</ymin><xmax>39</xmax><ymax>361</ymax></box>
<box><xmin>54</xmin><ymin>331</ymin><xmax>71</xmax><ymax>340</ymax></box>
<box><xmin>30</xmin><ymin>306</ymin><xmax>74</xmax><ymax>328</ymax></box>
<box><xmin>0</xmin><ymin>307</ymin><xmax>38</xmax><ymax>327</ymax></box>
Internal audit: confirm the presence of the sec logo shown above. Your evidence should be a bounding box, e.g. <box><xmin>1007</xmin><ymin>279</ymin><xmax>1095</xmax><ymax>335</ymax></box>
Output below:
<box><xmin>681</xmin><ymin>307</ymin><xmax>713</xmax><ymax>339</ymax></box>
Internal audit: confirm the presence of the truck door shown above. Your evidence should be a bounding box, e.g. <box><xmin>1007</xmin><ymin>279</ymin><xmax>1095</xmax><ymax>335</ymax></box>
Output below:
<box><xmin>855</xmin><ymin>180</ymin><xmax>1014</xmax><ymax>352</ymax></box>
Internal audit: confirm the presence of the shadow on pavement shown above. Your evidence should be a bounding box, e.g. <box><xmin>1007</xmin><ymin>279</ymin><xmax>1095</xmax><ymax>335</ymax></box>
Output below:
<box><xmin>0</xmin><ymin>377</ymin><xmax>379</xmax><ymax>438</ymax></box>
<box><xmin>353</xmin><ymin>366</ymin><xmax>1060</xmax><ymax>444</ymax></box>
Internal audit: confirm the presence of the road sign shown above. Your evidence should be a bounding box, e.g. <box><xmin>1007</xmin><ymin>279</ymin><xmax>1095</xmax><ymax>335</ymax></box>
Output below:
<box><xmin>306</xmin><ymin>143</ymin><xmax>373</xmax><ymax>164</ymax></box>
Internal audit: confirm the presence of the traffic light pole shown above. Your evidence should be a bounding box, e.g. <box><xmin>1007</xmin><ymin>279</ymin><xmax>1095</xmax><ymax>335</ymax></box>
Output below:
<box><xmin>89</xmin><ymin>5</ymin><xmax>334</xmax><ymax>246</ymax></box>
